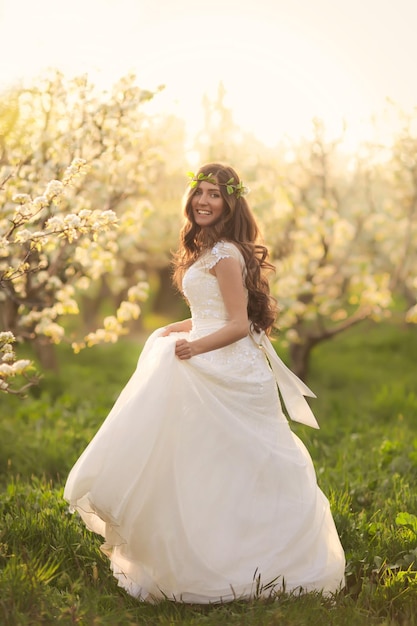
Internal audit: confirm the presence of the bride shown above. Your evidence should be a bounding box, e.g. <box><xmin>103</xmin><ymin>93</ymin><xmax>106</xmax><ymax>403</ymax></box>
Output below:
<box><xmin>64</xmin><ymin>162</ymin><xmax>345</xmax><ymax>603</ymax></box>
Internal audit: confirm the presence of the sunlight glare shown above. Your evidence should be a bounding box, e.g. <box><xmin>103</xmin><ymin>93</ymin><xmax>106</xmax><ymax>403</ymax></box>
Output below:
<box><xmin>1</xmin><ymin>0</ymin><xmax>416</xmax><ymax>149</ymax></box>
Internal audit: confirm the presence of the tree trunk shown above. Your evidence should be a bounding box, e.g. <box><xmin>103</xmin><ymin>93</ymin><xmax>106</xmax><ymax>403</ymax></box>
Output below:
<box><xmin>288</xmin><ymin>339</ymin><xmax>316</xmax><ymax>381</ymax></box>
<box><xmin>0</xmin><ymin>298</ymin><xmax>19</xmax><ymax>333</ymax></box>
<box><xmin>153</xmin><ymin>267</ymin><xmax>186</xmax><ymax>317</ymax></box>
<box><xmin>33</xmin><ymin>337</ymin><xmax>58</xmax><ymax>371</ymax></box>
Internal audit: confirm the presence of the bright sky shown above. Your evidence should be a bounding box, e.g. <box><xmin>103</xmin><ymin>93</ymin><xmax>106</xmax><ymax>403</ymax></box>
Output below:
<box><xmin>1</xmin><ymin>0</ymin><xmax>416</xmax><ymax>146</ymax></box>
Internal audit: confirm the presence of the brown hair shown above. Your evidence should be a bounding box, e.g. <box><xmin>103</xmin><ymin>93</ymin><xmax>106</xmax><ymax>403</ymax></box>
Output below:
<box><xmin>173</xmin><ymin>162</ymin><xmax>277</xmax><ymax>334</ymax></box>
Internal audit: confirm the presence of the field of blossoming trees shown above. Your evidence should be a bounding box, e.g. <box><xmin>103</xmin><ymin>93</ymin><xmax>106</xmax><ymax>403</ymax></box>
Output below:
<box><xmin>1</xmin><ymin>71</ymin><xmax>417</xmax><ymax>391</ymax></box>
<box><xmin>1</xmin><ymin>72</ymin><xmax>417</xmax><ymax>624</ymax></box>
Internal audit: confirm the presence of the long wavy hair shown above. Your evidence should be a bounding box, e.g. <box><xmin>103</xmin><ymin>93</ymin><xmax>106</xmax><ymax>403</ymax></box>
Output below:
<box><xmin>173</xmin><ymin>162</ymin><xmax>277</xmax><ymax>334</ymax></box>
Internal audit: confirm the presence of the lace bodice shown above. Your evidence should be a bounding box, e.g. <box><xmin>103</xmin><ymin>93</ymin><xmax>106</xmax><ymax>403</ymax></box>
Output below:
<box><xmin>181</xmin><ymin>240</ymin><xmax>277</xmax><ymax>399</ymax></box>
<box><xmin>182</xmin><ymin>241</ymin><xmax>247</xmax><ymax>323</ymax></box>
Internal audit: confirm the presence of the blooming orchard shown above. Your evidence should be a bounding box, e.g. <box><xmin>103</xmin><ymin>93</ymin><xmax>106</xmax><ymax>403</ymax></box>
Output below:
<box><xmin>0</xmin><ymin>158</ymin><xmax>150</xmax><ymax>393</ymax></box>
<box><xmin>1</xmin><ymin>75</ymin><xmax>417</xmax><ymax>391</ymax></box>
<box><xmin>235</xmin><ymin>119</ymin><xmax>415</xmax><ymax>378</ymax></box>
<box><xmin>0</xmin><ymin>72</ymin><xmax>162</xmax><ymax>393</ymax></box>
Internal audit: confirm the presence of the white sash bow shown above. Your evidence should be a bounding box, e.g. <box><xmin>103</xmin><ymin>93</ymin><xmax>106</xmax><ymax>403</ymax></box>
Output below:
<box><xmin>250</xmin><ymin>331</ymin><xmax>320</xmax><ymax>429</ymax></box>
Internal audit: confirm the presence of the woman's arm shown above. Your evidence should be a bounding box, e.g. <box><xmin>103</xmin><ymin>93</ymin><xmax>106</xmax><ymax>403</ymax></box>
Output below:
<box><xmin>175</xmin><ymin>257</ymin><xmax>249</xmax><ymax>360</ymax></box>
<box><xmin>161</xmin><ymin>319</ymin><xmax>192</xmax><ymax>336</ymax></box>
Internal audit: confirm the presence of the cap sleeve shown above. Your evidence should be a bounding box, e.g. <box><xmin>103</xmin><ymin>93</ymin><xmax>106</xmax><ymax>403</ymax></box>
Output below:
<box><xmin>205</xmin><ymin>241</ymin><xmax>246</xmax><ymax>271</ymax></box>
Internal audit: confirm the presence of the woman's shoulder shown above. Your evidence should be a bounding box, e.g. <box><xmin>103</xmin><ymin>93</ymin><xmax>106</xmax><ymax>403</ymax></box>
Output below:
<box><xmin>211</xmin><ymin>240</ymin><xmax>243</xmax><ymax>260</ymax></box>
<box><xmin>205</xmin><ymin>240</ymin><xmax>245</xmax><ymax>270</ymax></box>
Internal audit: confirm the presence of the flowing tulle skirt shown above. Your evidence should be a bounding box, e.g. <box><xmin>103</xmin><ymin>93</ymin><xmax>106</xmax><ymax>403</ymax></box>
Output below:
<box><xmin>64</xmin><ymin>328</ymin><xmax>345</xmax><ymax>603</ymax></box>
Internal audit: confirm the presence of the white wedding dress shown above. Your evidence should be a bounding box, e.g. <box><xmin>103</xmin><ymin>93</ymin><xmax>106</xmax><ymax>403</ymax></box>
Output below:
<box><xmin>64</xmin><ymin>241</ymin><xmax>345</xmax><ymax>603</ymax></box>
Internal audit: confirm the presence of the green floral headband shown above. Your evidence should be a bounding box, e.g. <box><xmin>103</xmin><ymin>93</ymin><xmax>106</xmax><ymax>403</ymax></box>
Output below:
<box><xmin>187</xmin><ymin>171</ymin><xmax>249</xmax><ymax>198</ymax></box>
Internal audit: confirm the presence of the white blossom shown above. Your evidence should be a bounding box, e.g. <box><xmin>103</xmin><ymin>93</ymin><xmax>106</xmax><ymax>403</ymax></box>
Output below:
<box><xmin>0</xmin><ymin>331</ymin><xmax>15</xmax><ymax>343</ymax></box>
<box><xmin>13</xmin><ymin>229</ymin><xmax>33</xmax><ymax>244</ymax></box>
<box><xmin>116</xmin><ymin>301</ymin><xmax>140</xmax><ymax>323</ymax></box>
<box><xmin>32</xmin><ymin>195</ymin><xmax>49</xmax><ymax>209</ymax></box>
<box><xmin>12</xmin><ymin>193</ymin><xmax>31</xmax><ymax>204</ymax></box>
<box><xmin>12</xmin><ymin>359</ymin><xmax>32</xmax><ymax>374</ymax></box>
<box><xmin>45</xmin><ymin>179</ymin><xmax>64</xmax><ymax>200</ymax></box>
<box><xmin>128</xmin><ymin>282</ymin><xmax>149</xmax><ymax>301</ymax></box>
<box><xmin>64</xmin><ymin>214</ymin><xmax>81</xmax><ymax>228</ymax></box>
<box><xmin>74</xmin><ymin>276</ymin><xmax>90</xmax><ymax>291</ymax></box>
<box><xmin>46</xmin><ymin>215</ymin><xmax>65</xmax><ymax>231</ymax></box>
<box><xmin>13</xmin><ymin>204</ymin><xmax>35</xmax><ymax>220</ymax></box>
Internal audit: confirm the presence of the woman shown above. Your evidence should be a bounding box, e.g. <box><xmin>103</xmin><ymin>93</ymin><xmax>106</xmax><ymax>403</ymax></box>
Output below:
<box><xmin>64</xmin><ymin>163</ymin><xmax>345</xmax><ymax>603</ymax></box>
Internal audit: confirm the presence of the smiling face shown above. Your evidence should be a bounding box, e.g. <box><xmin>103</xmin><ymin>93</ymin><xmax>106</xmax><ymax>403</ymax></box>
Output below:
<box><xmin>191</xmin><ymin>180</ymin><xmax>225</xmax><ymax>227</ymax></box>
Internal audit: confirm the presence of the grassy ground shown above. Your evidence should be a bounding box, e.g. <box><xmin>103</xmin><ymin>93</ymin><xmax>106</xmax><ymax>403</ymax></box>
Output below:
<box><xmin>1</xmin><ymin>320</ymin><xmax>417</xmax><ymax>625</ymax></box>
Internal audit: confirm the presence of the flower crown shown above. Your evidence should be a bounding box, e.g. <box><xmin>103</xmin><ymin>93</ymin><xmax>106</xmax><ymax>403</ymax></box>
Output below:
<box><xmin>187</xmin><ymin>171</ymin><xmax>249</xmax><ymax>198</ymax></box>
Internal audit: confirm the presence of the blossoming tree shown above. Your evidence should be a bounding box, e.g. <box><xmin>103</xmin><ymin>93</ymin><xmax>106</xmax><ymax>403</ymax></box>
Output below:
<box><xmin>0</xmin><ymin>72</ymin><xmax>165</xmax><ymax>393</ymax></box>
<box><xmin>259</xmin><ymin>121</ymin><xmax>394</xmax><ymax>379</ymax></box>
<box><xmin>375</xmin><ymin>108</ymin><xmax>417</xmax><ymax>323</ymax></box>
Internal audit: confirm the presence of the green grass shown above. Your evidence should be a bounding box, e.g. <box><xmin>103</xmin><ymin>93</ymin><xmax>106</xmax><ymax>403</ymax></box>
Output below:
<box><xmin>1</xmin><ymin>321</ymin><xmax>417</xmax><ymax>625</ymax></box>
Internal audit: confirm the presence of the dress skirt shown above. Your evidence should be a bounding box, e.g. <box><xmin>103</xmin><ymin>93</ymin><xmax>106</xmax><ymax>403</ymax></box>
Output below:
<box><xmin>64</xmin><ymin>324</ymin><xmax>345</xmax><ymax>603</ymax></box>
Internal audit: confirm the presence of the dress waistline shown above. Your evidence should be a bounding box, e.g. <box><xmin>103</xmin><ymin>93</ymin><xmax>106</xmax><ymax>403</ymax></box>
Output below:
<box><xmin>191</xmin><ymin>318</ymin><xmax>228</xmax><ymax>333</ymax></box>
